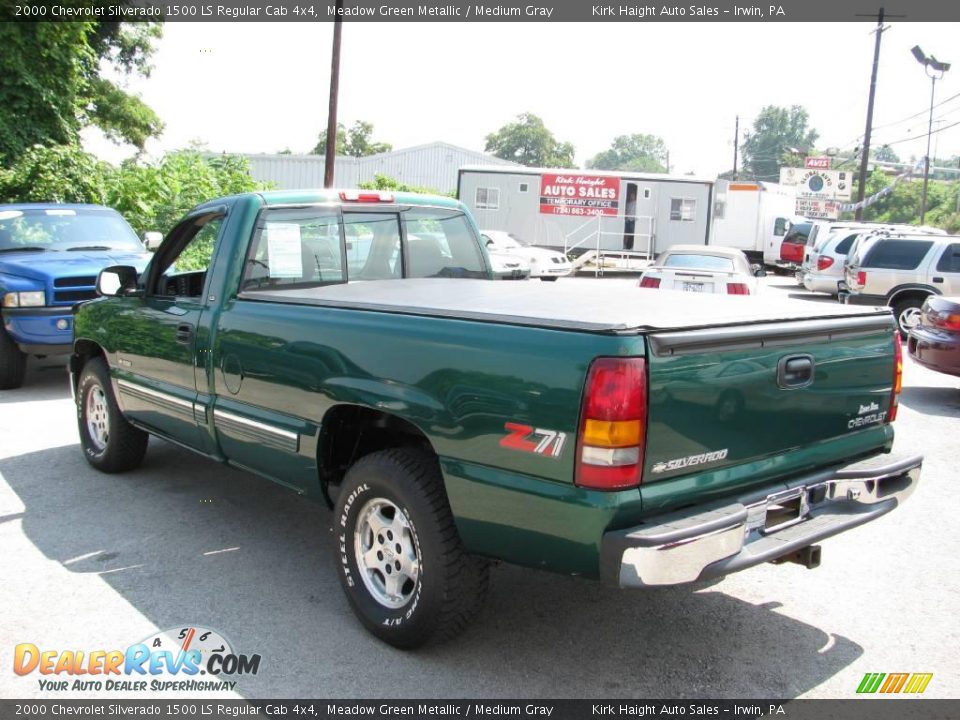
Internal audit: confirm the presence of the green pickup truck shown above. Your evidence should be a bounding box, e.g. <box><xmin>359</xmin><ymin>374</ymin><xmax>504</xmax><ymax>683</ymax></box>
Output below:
<box><xmin>70</xmin><ymin>189</ymin><xmax>921</xmax><ymax>648</ymax></box>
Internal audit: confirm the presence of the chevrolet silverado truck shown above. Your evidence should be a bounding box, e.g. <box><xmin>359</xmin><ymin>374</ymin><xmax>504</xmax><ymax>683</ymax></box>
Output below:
<box><xmin>0</xmin><ymin>204</ymin><xmax>153</xmax><ymax>389</ymax></box>
<box><xmin>70</xmin><ymin>189</ymin><xmax>921</xmax><ymax>648</ymax></box>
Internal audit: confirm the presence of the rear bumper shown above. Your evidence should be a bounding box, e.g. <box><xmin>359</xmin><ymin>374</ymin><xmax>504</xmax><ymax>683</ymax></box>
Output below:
<box><xmin>802</xmin><ymin>272</ymin><xmax>843</xmax><ymax>295</ymax></box>
<box><xmin>908</xmin><ymin>326</ymin><xmax>960</xmax><ymax>377</ymax></box>
<box><xmin>601</xmin><ymin>452</ymin><xmax>921</xmax><ymax>588</ymax></box>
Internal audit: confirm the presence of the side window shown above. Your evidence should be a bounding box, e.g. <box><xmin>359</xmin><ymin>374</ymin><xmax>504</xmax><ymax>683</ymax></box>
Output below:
<box><xmin>242</xmin><ymin>208</ymin><xmax>344</xmax><ymax>291</ymax></box>
<box><xmin>936</xmin><ymin>243</ymin><xmax>960</xmax><ymax>273</ymax></box>
<box><xmin>475</xmin><ymin>187</ymin><xmax>500</xmax><ymax>210</ymax></box>
<box><xmin>863</xmin><ymin>240</ymin><xmax>934</xmax><ymax>270</ymax></box>
<box><xmin>834</xmin><ymin>233</ymin><xmax>859</xmax><ymax>256</ymax></box>
<box><xmin>773</xmin><ymin>217</ymin><xmax>788</xmax><ymax>236</ymax></box>
<box><xmin>670</xmin><ymin>198</ymin><xmax>696</xmax><ymax>221</ymax></box>
<box><xmin>152</xmin><ymin>215</ymin><xmax>224</xmax><ymax>298</ymax></box>
<box><xmin>344</xmin><ymin>212</ymin><xmax>402</xmax><ymax>280</ymax></box>
<box><xmin>405</xmin><ymin>208</ymin><xmax>486</xmax><ymax>279</ymax></box>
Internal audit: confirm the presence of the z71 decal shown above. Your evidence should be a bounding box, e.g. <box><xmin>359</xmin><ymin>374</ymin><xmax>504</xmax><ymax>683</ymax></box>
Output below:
<box><xmin>499</xmin><ymin>422</ymin><xmax>567</xmax><ymax>459</ymax></box>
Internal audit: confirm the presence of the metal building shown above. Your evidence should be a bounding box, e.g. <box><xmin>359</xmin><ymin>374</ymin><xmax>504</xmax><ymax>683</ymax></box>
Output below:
<box><xmin>240</xmin><ymin>142</ymin><xmax>518</xmax><ymax>194</ymax></box>
<box><xmin>458</xmin><ymin>165</ymin><xmax>714</xmax><ymax>258</ymax></box>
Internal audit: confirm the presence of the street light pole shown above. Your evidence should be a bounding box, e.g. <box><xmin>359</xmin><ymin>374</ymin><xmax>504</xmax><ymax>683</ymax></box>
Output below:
<box><xmin>912</xmin><ymin>45</ymin><xmax>951</xmax><ymax>224</ymax></box>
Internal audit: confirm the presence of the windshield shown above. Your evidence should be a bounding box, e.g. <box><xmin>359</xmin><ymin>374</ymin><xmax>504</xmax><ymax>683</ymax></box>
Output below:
<box><xmin>0</xmin><ymin>207</ymin><xmax>142</xmax><ymax>253</ymax></box>
<box><xmin>662</xmin><ymin>254</ymin><xmax>736</xmax><ymax>272</ymax></box>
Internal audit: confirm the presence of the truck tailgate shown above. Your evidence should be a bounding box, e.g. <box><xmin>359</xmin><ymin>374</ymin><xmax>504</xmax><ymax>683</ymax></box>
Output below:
<box><xmin>643</xmin><ymin>314</ymin><xmax>897</xmax><ymax>484</ymax></box>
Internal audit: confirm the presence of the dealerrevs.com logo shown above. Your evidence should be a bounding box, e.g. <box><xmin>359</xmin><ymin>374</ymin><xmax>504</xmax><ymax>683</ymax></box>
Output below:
<box><xmin>13</xmin><ymin>626</ymin><xmax>261</xmax><ymax>693</ymax></box>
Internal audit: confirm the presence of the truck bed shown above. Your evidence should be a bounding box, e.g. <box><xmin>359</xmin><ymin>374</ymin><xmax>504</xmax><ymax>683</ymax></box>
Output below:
<box><xmin>240</xmin><ymin>278</ymin><xmax>888</xmax><ymax>334</ymax></box>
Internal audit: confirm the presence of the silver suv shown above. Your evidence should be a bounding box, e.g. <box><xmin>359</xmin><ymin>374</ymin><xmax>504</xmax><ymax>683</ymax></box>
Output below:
<box><xmin>842</xmin><ymin>233</ymin><xmax>960</xmax><ymax>336</ymax></box>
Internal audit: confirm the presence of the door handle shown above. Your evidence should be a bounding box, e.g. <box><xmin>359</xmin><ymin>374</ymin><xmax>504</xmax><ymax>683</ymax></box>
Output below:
<box><xmin>778</xmin><ymin>354</ymin><xmax>815</xmax><ymax>389</ymax></box>
<box><xmin>175</xmin><ymin>323</ymin><xmax>193</xmax><ymax>345</ymax></box>
<box><xmin>933</xmin><ymin>277</ymin><xmax>944</xmax><ymax>283</ymax></box>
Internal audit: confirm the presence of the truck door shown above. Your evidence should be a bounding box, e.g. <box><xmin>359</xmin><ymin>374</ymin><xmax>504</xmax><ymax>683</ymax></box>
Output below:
<box><xmin>111</xmin><ymin>211</ymin><xmax>224</xmax><ymax>455</ymax></box>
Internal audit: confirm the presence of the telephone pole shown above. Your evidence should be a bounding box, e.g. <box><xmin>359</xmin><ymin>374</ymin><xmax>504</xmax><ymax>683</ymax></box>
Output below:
<box><xmin>854</xmin><ymin>8</ymin><xmax>888</xmax><ymax>220</ymax></box>
<box><xmin>323</xmin><ymin>0</ymin><xmax>344</xmax><ymax>188</ymax></box>
<box><xmin>732</xmin><ymin>115</ymin><xmax>739</xmax><ymax>179</ymax></box>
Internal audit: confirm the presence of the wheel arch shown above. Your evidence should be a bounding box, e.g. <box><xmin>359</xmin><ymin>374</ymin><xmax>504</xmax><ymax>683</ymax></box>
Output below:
<box><xmin>69</xmin><ymin>340</ymin><xmax>107</xmax><ymax>394</ymax></box>
<box><xmin>317</xmin><ymin>403</ymin><xmax>439</xmax><ymax>507</ymax></box>
<box><xmin>886</xmin><ymin>284</ymin><xmax>939</xmax><ymax>307</ymax></box>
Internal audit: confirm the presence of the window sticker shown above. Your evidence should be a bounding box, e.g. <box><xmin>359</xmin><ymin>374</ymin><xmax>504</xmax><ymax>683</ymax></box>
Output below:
<box><xmin>265</xmin><ymin>223</ymin><xmax>303</xmax><ymax>278</ymax></box>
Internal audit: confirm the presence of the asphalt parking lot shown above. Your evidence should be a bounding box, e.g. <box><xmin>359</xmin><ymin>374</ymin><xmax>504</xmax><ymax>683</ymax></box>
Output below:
<box><xmin>1</xmin><ymin>275</ymin><xmax>959</xmax><ymax>700</ymax></box>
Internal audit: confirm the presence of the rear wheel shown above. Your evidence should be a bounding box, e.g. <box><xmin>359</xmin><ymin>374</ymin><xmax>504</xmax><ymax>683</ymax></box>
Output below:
<box><xmin>893</xmin><ymin>297</ymin><xmax>926</xmax><ymax>339</ymax></box>
<box><xmin>0</xmin><ymin>326</ymin><xmax>27</xmax><ymax>390</ymax></box>
<box><xmin>77</xmin><ymin>357</ymin><xmax>148</xmax><ymax>472</ymax></box>
<box><xmin>333</xmin><ymin>448</ymin><xmax>489</xmax><ymax>649</ymax></box>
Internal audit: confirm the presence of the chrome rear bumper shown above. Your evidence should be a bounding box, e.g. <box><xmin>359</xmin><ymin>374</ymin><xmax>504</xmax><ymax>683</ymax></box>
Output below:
<box><xmin>601</xmin><ymin>453</ymin><xmax>921</xmax><ymax>588</ymax></box>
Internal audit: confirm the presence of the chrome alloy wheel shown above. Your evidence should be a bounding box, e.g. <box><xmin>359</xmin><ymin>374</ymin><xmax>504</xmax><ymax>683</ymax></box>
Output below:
<box><xmin>85</xmin><ymin>384</ymin><xmax>110</xmax><ymax>451</ymax></box>
<box><xmin>354</xmin><ymin>498</ymin><xmax>420</xmax><ymax>609</ymax></box>
<box><xmin>898</xmin><ymin>306</ymin><xmax>922</xmax><ymax>334</ymax></box>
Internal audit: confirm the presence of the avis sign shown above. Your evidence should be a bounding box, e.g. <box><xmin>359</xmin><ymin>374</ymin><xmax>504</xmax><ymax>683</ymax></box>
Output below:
<box><xmin>804</xmin><ymin>156</ymin><xmax>832</xmax><ymax>169</ymax></box>
<box><xmin>539</xmin><ymin>174</ymin><xmax>619</xmax><ymax>217</ymax></box>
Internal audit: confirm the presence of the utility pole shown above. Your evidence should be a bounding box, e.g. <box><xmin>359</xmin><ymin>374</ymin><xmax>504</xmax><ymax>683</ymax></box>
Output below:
<box><xmin>323</xmin><ymin>0</ymin><xmax>344</xmax><ymax>189</ymax></box>
<box><xmin>732</xmin><ymin>115</ymin><xmax>739</xmax><ymax>179</ymax></box>
<box><xmin>854</xmin><ymin>8</ymin><xmax>889</xmax><ymax>221</ymax></box>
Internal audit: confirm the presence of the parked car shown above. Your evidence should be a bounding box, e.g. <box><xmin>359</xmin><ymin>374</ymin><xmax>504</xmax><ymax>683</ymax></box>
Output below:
<box><xmin>486</xmin><ymin>249</ymin><xmax>530</xmax><ymax>280</ymax></box>
<box><xmin>71</xmin><ymin>188</ymin><xmax>919</xmax><ymax>648</ymax></box>
<box><xmin>841</xmin><ymin>233</ymin><xmax>960</xmax><ymax>336</ymax></box>
<box><xmin>480</xmin><ymin>230</ymin><xmax>571</xmax><ymax>281</ymax></box>
<box><xmin>907</xmin><ymin>295</ymin><xmax>960</xmax><ymax>377</ymax></box>
<box><xmin>801</xmin><ymin>223</ymin><xmax>946</xmax><ymax>295</ymax></box>
<box><xmin>638</xmin><ymin>245</ymin><xmax>765</xmax><ymax>295</ymax></box>
<box><xmin>0</xmin><ymin>203</ymin><xmax>153</xmax><ymax>389</ymax></box>
<box><xmin>777</xmin><ymin>219</ymin><xmax>812</xmax><ymax>270</ymax></box>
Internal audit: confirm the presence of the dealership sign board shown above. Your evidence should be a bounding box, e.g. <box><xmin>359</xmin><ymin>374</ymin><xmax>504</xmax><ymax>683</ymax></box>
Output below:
<box><xmin>779</xmin><ymin>167</ymin><xmax>852</xmax><ymax>200</ymax></box>
<box><xmin>795</xmin><ymin>198</ymin><xmax>841</xmax><ymax>219</ymax></box>
<box><xmin>539</xmin><ymin>174</ymin><xmax>620</xmax><ymax>216</ymax></box>
<box><xmin>804</xmin><ymin>156</ymin><xmax>832</xmax><ymax>169</ymax></box>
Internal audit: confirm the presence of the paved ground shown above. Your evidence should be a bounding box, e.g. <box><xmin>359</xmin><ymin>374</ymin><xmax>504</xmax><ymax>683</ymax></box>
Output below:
<box><xmin>1</xmin><ymin>276</ymin><xmax>958</xmax><ymax>700</ymax></box>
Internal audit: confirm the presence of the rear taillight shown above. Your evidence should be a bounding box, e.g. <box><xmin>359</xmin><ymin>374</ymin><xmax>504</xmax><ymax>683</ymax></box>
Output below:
<box><xmin>726</xmin><ymin>283</ymin><xmax>750</xmax><ymax>295</ymax></box>
<box><xmin>889</xmin><ymin>331</ymin><xmax>903</xmax><ymax>423</ymax></box>
<box><xmin>638</xmin><ymin>277</ymin><xmax>660</xmax><ymax>289</ymax></box>
<box><xmin>857</xmin><ymin>271</ymin><xmax>867</xmax><ymax>286</ymax></box>
<box><xmin>929</xmin><ymin>309</ymin><xmax>960</xmax><ymax>331</ymax></box>
<box><xmin>576</xmin><ymin>357</ymin><xmax>647</xmax><ymax>490</ymax></box>
<box><xmin>339</xmin><ymin>191</ymin><xmax>394</xmax><ymax>203</ymax></box>
<box><xmin>817</xmin><ymin>256</ymin><xmax>835</xmax><ymax>271</ymax></box>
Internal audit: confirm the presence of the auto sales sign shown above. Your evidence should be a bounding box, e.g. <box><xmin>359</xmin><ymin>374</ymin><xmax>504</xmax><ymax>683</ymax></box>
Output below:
<box><xmin>539</xmin><ymin>174</ymin><xmax>619</xmax><ymax>217</ymax></box>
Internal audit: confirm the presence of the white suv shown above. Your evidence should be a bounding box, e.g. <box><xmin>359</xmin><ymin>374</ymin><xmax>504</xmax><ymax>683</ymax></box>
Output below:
<box><xmin>842</xmin><ymin>233</ymin><xmax>960</xmax><ymax>335</ymax></box>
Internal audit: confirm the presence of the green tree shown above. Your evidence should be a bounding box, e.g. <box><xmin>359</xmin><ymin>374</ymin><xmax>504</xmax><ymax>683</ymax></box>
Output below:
<box><xmin>0</xmin><ymin>144</ymin><xmax>111</xmax><ymax>204</ymax></box>
<box><xmin>872</xmin><ymin>145</ymin><xmax>900</xmax><ymax>164</ymax></box>
<box><xmin>587</xmin><ymin>134</ymin><xmax>667</xmax><ymax>173</ymax></box>
<box><xmin>484</xmin><ymin>113</ymin><xmax>575</xmax><ymax>167</ymax></box>
<box><xmin>312</xmin><ymin>120</ymin><xmax>392</xmax><ymax>157</ymax></box>
<box><xmin>358</xmin><ymin>173</ymin><xmax>450</xmax><ymax>197</ymax></box>
<box><xmin>0</xmin><ymin>18</ymin><xmax>163</xmax><ymax>161</ymax></box>
<box><xmin>741</xmin><ymin>105</ymin><xmax>819</xmax><ymax>181</ymax></box>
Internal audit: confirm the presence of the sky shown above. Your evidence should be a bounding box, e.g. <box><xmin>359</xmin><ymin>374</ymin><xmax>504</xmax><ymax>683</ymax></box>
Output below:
<box><xmin>83</xmin><ymin>20</ymin><xmax>960</xmax><ymax>178</ymax></box>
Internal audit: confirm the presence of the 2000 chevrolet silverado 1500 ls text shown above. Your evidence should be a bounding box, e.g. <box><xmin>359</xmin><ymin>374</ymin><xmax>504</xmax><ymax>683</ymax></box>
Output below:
<box><xmin>70</xmin><ymin>190</ymin><xmax>921</xmax><ymax>648</ymax></box>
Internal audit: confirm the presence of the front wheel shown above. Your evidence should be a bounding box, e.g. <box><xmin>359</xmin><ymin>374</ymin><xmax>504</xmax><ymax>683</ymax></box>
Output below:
<box><xmin>333</xmin><ymin>448</ymin><xmax>489</xmax><ymax>649</ymax></box>
<box><xmin>77</xmin><ymin>357</ymin><xmax>148</xmax><ymax>472</ymax></box>
<box><xmin>0</xmin><ymin>325</ymin><xmax>27</xmax><ymax>390</ymax></box>
<box><xmin>893</xmin><ymin>297</ymin><xmax>926</xmax><ymax>339</ymax></box>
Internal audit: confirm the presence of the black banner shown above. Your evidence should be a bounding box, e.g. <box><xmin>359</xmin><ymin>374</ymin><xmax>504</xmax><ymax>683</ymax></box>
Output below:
<box><xmin>1</xmin><ymin>700</ymin><xmax>959</xmax><ymax>720</ymax></box>
<box><xmin>5</xmin><ymin>0</ymin><xmax>960</xmax><ymax>23</ymax></box>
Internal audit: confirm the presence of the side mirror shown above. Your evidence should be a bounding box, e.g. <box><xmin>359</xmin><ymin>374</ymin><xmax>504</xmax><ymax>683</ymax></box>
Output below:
<box><xmin>752</xmin><ymin>264</ymin><xmax>767</xmax><ymax>278</ymax></box>
<box><xmin>97</xmin><ymin>265</ymin><xmax>139</xmax><ymax>297</ymax></box>
<box><xmin>142</xmin><ymin>231</ymin><xmax>163</xmax><ymax>251</ymax></box>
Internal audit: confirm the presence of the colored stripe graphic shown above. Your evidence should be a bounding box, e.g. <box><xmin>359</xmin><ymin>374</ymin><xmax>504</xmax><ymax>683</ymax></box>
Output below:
<box><xmin>904</xmin><ymin>673</ymin><xmax>934</xmax><ymax>694</ymax></box>
<box><xmin>857</xmin><ymin>672</ymin><xmax>932</xmax><ymax>694</ymax></box>
<box><xmin>857</xmin><ymin>673</ymin><xmax>885</xmax><ymax>693</ymax></box>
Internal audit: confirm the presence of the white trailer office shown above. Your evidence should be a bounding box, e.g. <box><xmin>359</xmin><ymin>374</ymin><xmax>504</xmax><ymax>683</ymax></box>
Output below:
<box><xmin>458</xmin><ymin>166</ymin><xmax>713</xmax><ymax>258</ymax></box>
